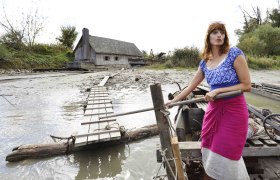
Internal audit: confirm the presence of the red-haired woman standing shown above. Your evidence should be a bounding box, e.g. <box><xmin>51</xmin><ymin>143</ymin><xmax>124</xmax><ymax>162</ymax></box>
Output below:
<box><xmin>166</xmin><ymin>22</ymin><xmax>251</xmax><ymax>180</ymax></box>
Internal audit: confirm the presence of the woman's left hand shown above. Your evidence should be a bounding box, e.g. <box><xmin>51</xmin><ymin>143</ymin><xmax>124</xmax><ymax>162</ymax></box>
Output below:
<box><xmin>205</xmin><ymin>89</ymin><xmax>219</xmax><ymax>101</ymax></box>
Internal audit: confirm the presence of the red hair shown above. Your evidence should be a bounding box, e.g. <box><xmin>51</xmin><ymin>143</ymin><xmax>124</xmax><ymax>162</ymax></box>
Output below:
<box><xmin>201</xmin><ymin>22</ymin><xmax>230</xmax><ymax>61</ymax></box>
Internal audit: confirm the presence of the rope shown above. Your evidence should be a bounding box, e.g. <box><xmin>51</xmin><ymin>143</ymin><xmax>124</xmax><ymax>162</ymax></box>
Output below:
<box><xmin>153</xmin><ymin>148</ymin><xmax>177</xmax><ymax>180</ymax></box>
<box><xmin>50</xmin><ymin>135</ymin><xmax>76</xmax><ymax>154</ymax></box>
<box><xmin>160</xmin><ymin>109</ymin><xmax>176</xmax><ymax>137</ymax></box>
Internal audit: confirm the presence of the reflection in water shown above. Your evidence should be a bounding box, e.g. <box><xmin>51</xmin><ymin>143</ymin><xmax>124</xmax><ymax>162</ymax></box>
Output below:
<box><xmin>74</xmin><ymin>144</ymin><xmax>126</xmax><ymax>179</ymax></box>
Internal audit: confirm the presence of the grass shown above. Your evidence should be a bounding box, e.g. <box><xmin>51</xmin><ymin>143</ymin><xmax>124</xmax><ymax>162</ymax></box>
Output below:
<box><xmin>0</xmin><ymin>44</ymin><xmax>74</xmax><ymax>70</ymax></box>
<box><xmin>144</xmin><ymin>55</ymin><xmax>280</xmax><ymax>70</ymax></box>
<box><xmin>247</xmin><ymin>55</ymin><xmax>280</xmax><ymax>70</ymax></box>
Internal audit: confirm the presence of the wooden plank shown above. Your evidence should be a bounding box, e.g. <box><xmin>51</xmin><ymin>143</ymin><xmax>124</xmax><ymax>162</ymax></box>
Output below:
<box><xmin>86</xmin><ymin>104</ymin><xmax>112</xmax><ymax>109</ymax></box>
<box><xmin>88</xmin><ymin>95</ymin><xmax>109</xmax><ymax>98</ymax></box>
<box><xmin>74</xmin><ymin>129</ymin><xmax>120</xmax><ymax>138</ymax></box>
<box><xmin>81</xmin><ymin>119</ymin><xmax>117</xmax><ymax>125</ymax></box>
<box><xmin>179</xmin><ymin>141</ymin><xmax>280</xmax><ymax>158</ymax></box>
<box><xmin>243</xmin><ymin>145</ymin><xmax>280</xmax><ymax>156</ymax></box>
<box><xmin>262</xmin><ymin>86</ymin><xmax>280</xmax><ymax>93</ymax></box>
<box><xmin>91</xmin><ymin>87</ymin><xmax>107</xmax><ymax>90</ymax></box>
<box><xmin>84</xmin><ymin>106</ymin><xmax>113</xmax><ymax>115</ymax></box>
<box><xmin>87</xmin><ymin>116</ymin><xmax>100</xmax><ymax>143</ymax></box>
<box><xmin>89</xmin><ymin>92</ymin><xmax>108</xmax><ymax>95</ymax></box>
<box><xmin>251</xmin><ymin>88</ymin><xmax>280</xmax><ymax>101</ymax></box>
<box><xmin>98</xmin><ymin>122</ymin><xmax>111</xmax><ymax>142</ymax></box>
<box><xmin>261</xmin><ymin>140</ymin><xmax>278</xmax><ymax>146</ymax></box>
<box><xmin>85</xmin><ymin>106</ymin><xmax>113</xmax><ymax>110</ymax></box>
<box><xmin>262</xmin><ymin>83</ymin><xmax>280</xmax><ymax>90</ymax></box>
<box><xmin>84</xmin><ymin>111</ymin><xmax>114</xmax><ymax>116</ymax></box>
<box><xmin>108</xmin><ymin>121</ymin><xmax>121</xmax><ymax>140</ymax></box>
<box><xmin>87</xmin><ymin>98</ymin><xmax>111</xmax><ymax>101</ymax></box>
<box><xmin>171</xmin><ymin>137</ymin><xmax>185</xmax><ymax>180</ymax></box>
<box><xmin>248</xmin><ymin>139</ymin><xmax>264</xmax><ymax>147</ymax></box>
<box><xmin>87</xmin><ymin>101</ymin><xmax>112</xmax><ymax>105</ymax></box>
<box><xmin>71</xmin><ymin>125</ymin><xmax>89</xmax><ymax>144</ymax></box>
<box><xmin>98</xmin><ymin>76</ymin><xmax>110</xmax><ymax>86</ymax></box>
<box><xmin>90</xmin><ymin>90</ymin><xmax>107</xmax><ymax>93</ymax></box>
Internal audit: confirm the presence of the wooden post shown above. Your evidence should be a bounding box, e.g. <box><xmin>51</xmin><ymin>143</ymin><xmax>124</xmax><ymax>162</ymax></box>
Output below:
<box><xmin>150</xmin><ymin>83</ymin><xmax>177</xmax><ymax>180</ymax></box>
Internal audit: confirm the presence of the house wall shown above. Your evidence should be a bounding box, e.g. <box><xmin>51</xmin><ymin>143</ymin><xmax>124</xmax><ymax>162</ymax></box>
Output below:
<box><xmin>74</xmin><ymin>45</ymin><xmax>96</xmax><ymax>63</ymax></box>
<box><xmin>95</xmin><ymin>54</ymin><xmax>130</xmax><ymax>67</ymax></box>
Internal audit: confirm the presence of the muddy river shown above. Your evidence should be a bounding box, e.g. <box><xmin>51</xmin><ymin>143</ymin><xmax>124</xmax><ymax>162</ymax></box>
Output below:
<box><xmin>0</xmin><ymin>69</ymin><xmax>279</xmax><ymax>179</ymax></box>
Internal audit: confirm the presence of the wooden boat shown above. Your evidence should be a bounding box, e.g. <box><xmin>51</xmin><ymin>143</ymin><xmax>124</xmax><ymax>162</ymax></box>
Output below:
<box><xmin>154</xmin><ymin>85</ymin><xmax>280</xmax><ymax>180</ymax></box>
<box><xmin>251</xmin><ymin>82</ymin><xmax>280</xmax><ymax>101</ymax></box>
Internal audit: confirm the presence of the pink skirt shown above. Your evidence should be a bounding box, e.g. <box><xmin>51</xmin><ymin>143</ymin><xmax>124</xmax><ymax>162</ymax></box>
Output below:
<box><xmin>201</xmin><ymin>94</ymin><xmax>248</xmax><ymax>160</ymax></box>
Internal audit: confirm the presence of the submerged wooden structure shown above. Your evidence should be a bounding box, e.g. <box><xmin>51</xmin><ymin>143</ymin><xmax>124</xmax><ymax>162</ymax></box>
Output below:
<box><xmin>251</xmin><ymin>82</ymin><xmax>280</xmax><ymax>101</ymax></box>
<box><xmin>5</xmin><ymin>70</ymin><xmax>159</xmax><ymax>162</ymax></box>
<box><xmin>152</xmin><ymin>84</ymin><xmax>280</xmax><ymax>180</ymax></box>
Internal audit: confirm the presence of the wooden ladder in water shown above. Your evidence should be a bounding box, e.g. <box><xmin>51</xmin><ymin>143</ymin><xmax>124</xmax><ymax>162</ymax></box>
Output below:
<box><xmin>72</xmin><ymin>74</ymin><xmax>122</xmax><ymax>147</ymax></box>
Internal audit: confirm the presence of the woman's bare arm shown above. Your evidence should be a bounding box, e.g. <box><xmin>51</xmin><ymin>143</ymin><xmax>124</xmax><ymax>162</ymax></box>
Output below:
<box><xmin>168</xmin><ymin>67</ymin><xmax>205</xmax><ymax>104</ymax></box>
<box><xmin>205</xmin><ymin>55</ymin><xmax>251</xmax><ymax>101</ymax></box>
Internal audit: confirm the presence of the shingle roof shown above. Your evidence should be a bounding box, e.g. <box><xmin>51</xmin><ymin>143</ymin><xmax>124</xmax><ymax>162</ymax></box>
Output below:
<box><xmin>89</xmin><ymin>35</ymin><xmax>142</xmax><ymax>57</ymax></box>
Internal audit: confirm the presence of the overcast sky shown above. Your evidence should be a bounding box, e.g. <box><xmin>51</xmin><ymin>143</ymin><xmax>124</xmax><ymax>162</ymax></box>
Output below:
<box><xmin>0</xmin><ymin>0</ymin><xmax>279</xmax><ymax>53</ymax></box>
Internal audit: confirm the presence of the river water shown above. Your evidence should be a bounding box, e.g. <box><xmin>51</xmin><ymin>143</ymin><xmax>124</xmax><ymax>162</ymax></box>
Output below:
<box><xmin>0</xmin><ymin>70</ymin><xmax>279</xmax><ymax>180</ymax></box>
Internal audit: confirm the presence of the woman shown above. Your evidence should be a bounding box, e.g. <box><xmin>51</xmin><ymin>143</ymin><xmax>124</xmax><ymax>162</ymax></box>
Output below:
<box><xmin>165</xmin><ymin>22</ymin><xmax>251</xmax><ymax>180</ymax></box>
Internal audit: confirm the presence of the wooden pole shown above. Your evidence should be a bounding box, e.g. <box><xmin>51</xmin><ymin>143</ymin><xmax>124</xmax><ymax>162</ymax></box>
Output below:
<box><xmin>150</xmin><ymin>83</ymin><xmax>177</xmax><ymax>180</ymax></box>
<box><xmin>99</xmin><ymin>90</ymin><xmax>242</xmax><ymax>119</ymax></box>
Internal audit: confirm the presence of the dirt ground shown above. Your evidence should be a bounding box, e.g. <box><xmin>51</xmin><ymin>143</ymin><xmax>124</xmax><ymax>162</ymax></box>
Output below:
<box><xmin>1</xmin><ymin>68</ymin><xmax>279</xmax><ymax>89</ymax></box>
<box><xmin>102</xmin><ymin>68</ymin><xmax>280</xmax><ymax>90</ymax></box>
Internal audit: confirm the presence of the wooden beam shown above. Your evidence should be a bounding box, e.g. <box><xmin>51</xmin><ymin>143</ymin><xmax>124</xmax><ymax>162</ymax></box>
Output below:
<box><xmin>84</xmin><ymin>112</ymin><xmax>114</xmax><ymax>116</ymax></box>
<box><xmin>74</xmin><ymin>129</ymin><xmax>120</xmax><ymax>138</ymax></box>
<box><xmin>87</xmin><ymin>98</ymin><xmax>111</xmax><ymax>101</ymax></box>
<box><xmin>87</xmin><ymin>101</ymin><xmax>112</xmax><ymax>105</ymax></box>
<box><xmin>150</xmin><ymin>83</ymin><xmax>176</xmax><ymax>180</ymax></box>
<box><xmin>81</xmin><ymin>119</ymin><xmax>117</xmax><ymax>125</ymax></box>
<box><xmin>242</xmin><ymin>145</ymin><xmax>280</xmax><ymax>156</ymax></box>
<box><xmin>98</xmin><ymin>76</ymin><xmax>110</xmax><ymax>86</ymax></box>
<box><xmin>171</xmin><ymin>136</ymin><xmax>186</xmax><ymax>180</ymax></box>
<box><xmin>179</xmin><ymin>141</ymin><xmax>280</xmax><ymax>158</ymax></box>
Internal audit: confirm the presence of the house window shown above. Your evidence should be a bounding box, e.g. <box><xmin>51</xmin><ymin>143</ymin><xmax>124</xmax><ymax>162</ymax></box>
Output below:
<box><xmin>115</xmin><ymin>56</ymin><xmax>119</xmax><ymax>61</ymax></box>
<box><xmin>104</xmin><ymin>56</ymin><xmax>110</xmax><ymax>61</ymax></box>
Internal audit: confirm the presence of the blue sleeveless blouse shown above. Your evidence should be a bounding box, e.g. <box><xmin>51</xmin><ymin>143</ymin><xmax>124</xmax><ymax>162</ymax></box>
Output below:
<box><xmin>199</xmin><ymin>47</ymin><xmax>245</xmax><ymax>90</ymax></box>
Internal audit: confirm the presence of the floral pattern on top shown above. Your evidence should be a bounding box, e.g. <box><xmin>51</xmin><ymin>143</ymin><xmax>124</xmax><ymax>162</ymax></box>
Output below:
<box><xmin>199</xmin><ymin>47</ymin><xmax>245</xmax><ymax>90</ymax></box>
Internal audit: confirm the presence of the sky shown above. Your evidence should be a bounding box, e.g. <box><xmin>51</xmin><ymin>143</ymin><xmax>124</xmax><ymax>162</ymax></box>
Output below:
<box><xmin>0</xmin><ymin>0</ymin><xmax>279</xmax><ymax>53</ymax></box>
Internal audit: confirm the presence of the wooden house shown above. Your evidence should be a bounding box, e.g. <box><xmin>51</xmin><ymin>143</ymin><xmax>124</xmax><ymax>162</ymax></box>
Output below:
<box><xmin>72</xmin><ymin>28</ymin><xmax>143</xmax><ymax>69</ymax></box>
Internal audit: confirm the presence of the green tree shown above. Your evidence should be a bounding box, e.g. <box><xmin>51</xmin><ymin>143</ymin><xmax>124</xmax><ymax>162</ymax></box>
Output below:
<box><xmin>269</xmin><ymin>8</ymin><xmax>280</xmax><ymax>27</ymax></box>
<box><xmin>0</xmin><ymin>30</ymin><xmax>25</xmax><ymax>50</ymax></box>
<box><xmin>56</xmin><ymin>25</ymin><xmax>78</xmax><ymax>49</ymax></box>
<box><xmin>238</xmin><ymin>24</ymin><xmax>280</xmax><ymax>56</ymax></box>
<box><xmin>257</xmin><ymin>24</ymin><xmax>280</xmax><ymax>55</ymax></box>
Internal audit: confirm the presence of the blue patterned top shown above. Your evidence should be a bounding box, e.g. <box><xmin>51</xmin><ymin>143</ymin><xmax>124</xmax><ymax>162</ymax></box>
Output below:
<box><xmin>199</xmin><ymin>47</ymin><xmax>245</xmax><ymax>90</ymax></box>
